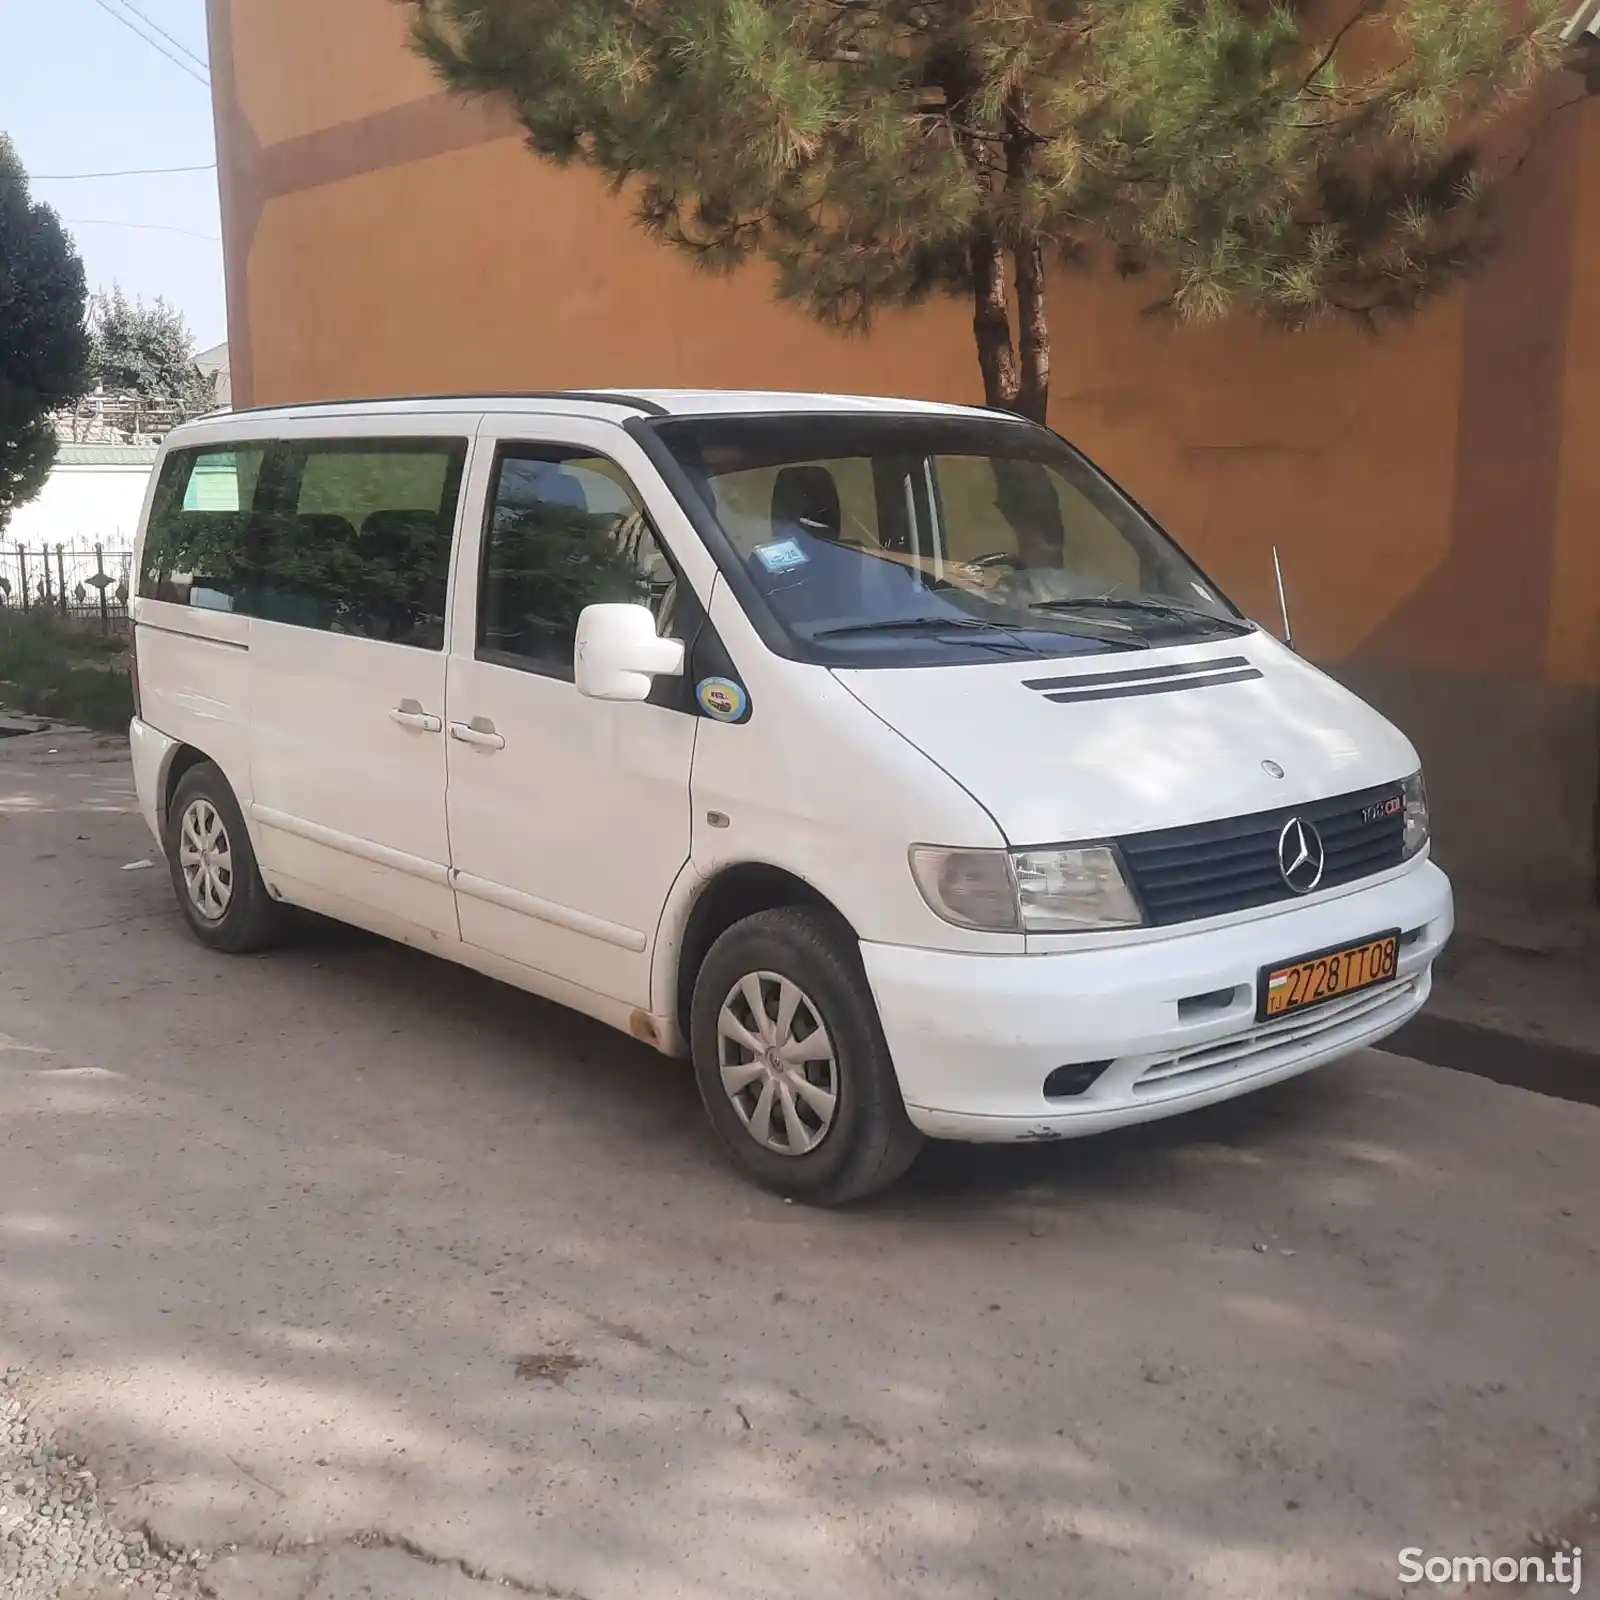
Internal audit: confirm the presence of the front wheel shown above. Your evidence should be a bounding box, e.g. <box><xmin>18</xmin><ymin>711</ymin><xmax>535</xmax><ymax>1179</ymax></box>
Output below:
<box><xmin>690</xmin><ymin>907</ymin><xmax>922</xmax><ymax>1204</ymax></box>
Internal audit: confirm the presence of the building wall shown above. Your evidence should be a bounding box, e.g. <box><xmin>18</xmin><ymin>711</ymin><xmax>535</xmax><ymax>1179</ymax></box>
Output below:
<box><xmin>207</xmin><ymin>0</ymin><xmax>1600</xmax><ymax>906</ymax></box>
<box><xmin>7</xmin><ymin>456</ymin><xmax>158</xmax><ymax>552</ymax></box>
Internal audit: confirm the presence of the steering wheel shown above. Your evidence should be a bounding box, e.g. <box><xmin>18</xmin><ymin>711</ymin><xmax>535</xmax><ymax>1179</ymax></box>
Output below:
<box><xmin>966</xmin><ymin>551</ymin><xmax>1026</xmax><ymax>571</ymax></box>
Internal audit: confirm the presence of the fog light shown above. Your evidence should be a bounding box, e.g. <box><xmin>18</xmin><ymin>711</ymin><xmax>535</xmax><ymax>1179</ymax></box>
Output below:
<box><xmin>1043</xmin><ymin>1061</ymin><xmax>1112</xmax><ymax>1098</ymax></box>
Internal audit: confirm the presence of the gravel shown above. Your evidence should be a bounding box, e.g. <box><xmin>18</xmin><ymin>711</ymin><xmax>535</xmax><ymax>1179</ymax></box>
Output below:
<box><xmin>0</xmin><ymin>1369</ymin><xmax>205</xmax><ymax>1600</ymax></box>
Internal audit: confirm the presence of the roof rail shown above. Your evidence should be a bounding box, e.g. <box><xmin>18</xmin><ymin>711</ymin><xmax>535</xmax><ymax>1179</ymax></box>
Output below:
<box><xmin>230</xmin><ymin>390</ymin><xmax>671</xmax><ymax>418</ymax></box>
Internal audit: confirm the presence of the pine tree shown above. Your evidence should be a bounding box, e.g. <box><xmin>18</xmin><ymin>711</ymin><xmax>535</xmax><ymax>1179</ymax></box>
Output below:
<box><xmin>88</xmin><ymin>288</ymin><xmax>216</xmax><ymax>414</ymax></box>
<box><xmin>405</xmin><ymin>0</ymin><xmax>1566</xmax><ymax>421</ymax></box>
<box><xmin>0</xmin><ymin>135</ymin><xmax>90</xmax><ymax>528</ymax></box>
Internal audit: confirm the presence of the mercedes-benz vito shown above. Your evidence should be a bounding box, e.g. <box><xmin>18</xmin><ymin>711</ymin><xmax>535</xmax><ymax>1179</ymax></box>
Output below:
<box><xmin>127</xmin><ymin>390</ymin><xmax>1453</xmax><ymax>1202</ymax></box>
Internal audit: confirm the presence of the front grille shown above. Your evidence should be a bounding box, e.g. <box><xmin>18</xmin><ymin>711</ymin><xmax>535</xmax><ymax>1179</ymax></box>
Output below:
<box><xmin>1118</xmin><ymin>783</ymin><xmax>1407</xmax><ymax>926</ymax></box>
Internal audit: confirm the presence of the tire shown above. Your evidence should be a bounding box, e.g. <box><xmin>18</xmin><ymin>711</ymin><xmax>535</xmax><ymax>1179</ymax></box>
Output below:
<box><xmin>690</xmin><ymin>907</ymin><xmax>923</xmax><ymax>1205</ymax></box>
<box><xmin>163</xmin><ymin>762</ymin><xmax>287</xmax><ymax>954</ymax></box>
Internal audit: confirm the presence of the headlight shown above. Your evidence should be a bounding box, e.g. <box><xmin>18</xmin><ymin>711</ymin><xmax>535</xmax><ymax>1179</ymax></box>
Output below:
<box><xmin>910</xmin><ymin>845</ymin><xmax>1144</xmax><ymax>933</ymax></box>
<box><xmin>1013</xmin><ymin>846</ymin><xmax>1144</xmax><ymax>931</ymax></box>
<box><xmin>1401</xmin><ymin>770</ymin><xmax>1429</xmax><ymax>860</ymax></box>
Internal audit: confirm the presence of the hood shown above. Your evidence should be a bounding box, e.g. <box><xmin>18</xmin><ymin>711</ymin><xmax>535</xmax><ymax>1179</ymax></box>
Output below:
<box><xmin>833</xmin><ymin>633</ymin><xmax>1418</xmax><ymax>846</ymax></box>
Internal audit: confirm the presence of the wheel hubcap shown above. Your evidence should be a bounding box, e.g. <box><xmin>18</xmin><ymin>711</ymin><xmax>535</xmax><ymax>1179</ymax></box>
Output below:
<box><xmin>716</xmin><ymin>971</ymin><xmax>839</xmax><ymax>1157</ymax></box>
<box><xmin>178</xmin><ymin>798</ymin><xmax>234</xmax><ymax>922</ymax></box>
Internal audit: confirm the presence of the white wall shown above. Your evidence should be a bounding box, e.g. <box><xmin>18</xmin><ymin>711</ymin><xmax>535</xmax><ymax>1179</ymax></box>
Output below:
<box><xmin>7</xmin><ymin>463</ymin><xmax>154</xmax><ymax>553</ymax></box>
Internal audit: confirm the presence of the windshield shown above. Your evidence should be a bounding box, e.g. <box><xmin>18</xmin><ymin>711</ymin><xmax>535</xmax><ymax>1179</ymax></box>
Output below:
<box><xmin>648</xmin><ymin>413</ymin><xmax>1248</xmax><ymax>668</ymax></box>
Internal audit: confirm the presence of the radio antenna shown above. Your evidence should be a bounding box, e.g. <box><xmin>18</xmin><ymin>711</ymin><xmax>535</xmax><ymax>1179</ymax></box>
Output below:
<box><xmin>1272</xmin><ymin>546</ymin><xmax>1294</xmax><ymax>651</ymax></box>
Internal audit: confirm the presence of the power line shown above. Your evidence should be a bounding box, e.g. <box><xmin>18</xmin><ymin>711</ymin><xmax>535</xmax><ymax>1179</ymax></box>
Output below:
<box><xmin>85</xmin><ymin>0</ymin><xmax>210</xmax><ymax>87</ymax></box>
<box><xmin>110</xmin><ymin>0</ymin><xmax>210</xmax><ymax>72</ymax></box>
<box><xmin>92</xmin><ymin>0</ymin><xmax>211</xmax><ymax>85</ymax></box>
<box><xmin>65</xmin><ymin>218</ymin><xmax>221</xmax><ymax>243</ymax></box>
<box><xmin>34</xmin><ymin>163</ymin><xmax>217</xmax><ymax>180</ymax></box>
<box><xmin>95</xmin><ymin>0</ymin><xmax>211</xmax><ymax>80</ymax></box>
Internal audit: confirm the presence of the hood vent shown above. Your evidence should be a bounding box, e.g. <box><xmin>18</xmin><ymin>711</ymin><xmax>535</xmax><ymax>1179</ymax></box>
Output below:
<box><xmin>1023</xmin><ymin>655</ymin><xmax>1263</xmax><ymax>705</ymax></box>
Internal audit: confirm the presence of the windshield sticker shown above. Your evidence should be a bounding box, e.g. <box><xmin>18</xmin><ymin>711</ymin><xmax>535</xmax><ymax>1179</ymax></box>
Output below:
<box><xmin>754</xmin><ymin>539</ymin><xmax>808</xmax><ymax>574</ymax></box>
<box><xmin>696</xmin><ymin>677</ymin><xmax>750</xmax><ymax>723</ymax></box>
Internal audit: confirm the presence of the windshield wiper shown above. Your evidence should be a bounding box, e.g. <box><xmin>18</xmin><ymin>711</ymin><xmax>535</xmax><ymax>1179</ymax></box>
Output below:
<box><xmin>811</xmin><ymin>618</ymin><xmax>1046</xmax><ymax>655</ymax></box>
<box><xmin>1027</xmin><ymin>596</ymin><xmax>1253</xmax><ymax>634</ymax></box>
<box><xmin>811</xmin><ymin>613</ymin><xmax>1147</xmax><ymax>652</ymax></box>
<box><xmin>813</xmin><ymin>614</ymin><xmax>1024</xmax><ymax>640</ymax></box>
<box><xmin>812</xmin><ymin>617</ymin><xmax>1152</xmax><ymax>656</ymax></box>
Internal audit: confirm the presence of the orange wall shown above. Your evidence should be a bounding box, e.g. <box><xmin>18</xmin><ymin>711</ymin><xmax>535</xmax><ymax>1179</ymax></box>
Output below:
<box><xmin>1550</xmin><ymin>117</ymin><xmax>1600</xmax><ymax>687</ymax></box>
<box><xmin>210</xmin><ymin>0</ymin><xmax>1600</xmax><ymax>687</ymax></box>
<box><xmin>229</xmin><ymin>0</ymin><xmax>438</xmax><ymax>146</ymax></box>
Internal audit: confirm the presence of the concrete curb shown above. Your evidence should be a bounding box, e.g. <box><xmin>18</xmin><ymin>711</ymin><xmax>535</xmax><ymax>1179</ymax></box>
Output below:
<box><xmin>1387</xmin><ymin>1012</ymin><xmax>1599</xmax><ymax>1108</ymax></box>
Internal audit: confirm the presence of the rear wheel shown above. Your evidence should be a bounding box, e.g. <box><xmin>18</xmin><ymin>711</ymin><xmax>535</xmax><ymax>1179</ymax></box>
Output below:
<box><xmin>690</xmin><ymin>907</ymin><xmax>922</xmax><ymax>1204</ymax></box>
<box><xmin>163</xmin><ymin>762</ymin><xmax>287</xmax><ymax>953</ymax></box>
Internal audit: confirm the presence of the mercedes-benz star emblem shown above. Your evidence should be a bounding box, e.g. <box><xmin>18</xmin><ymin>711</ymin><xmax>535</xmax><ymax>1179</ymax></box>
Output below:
<box><xmin>1277</xmin><ymin>817</ymin><xmax>1325</xmax><ymax>894</ymax></box>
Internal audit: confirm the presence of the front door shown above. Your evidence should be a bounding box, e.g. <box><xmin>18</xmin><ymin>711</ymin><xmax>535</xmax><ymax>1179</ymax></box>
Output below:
<box><xmin>247</xmin><ymin>425</ymin><xmax>472</xmax><ymax>937</ymax></box>
<box><xmin>445</xmin><ymin>419</ymin><xmax>696</xmax><ymax>1005</ymax></box>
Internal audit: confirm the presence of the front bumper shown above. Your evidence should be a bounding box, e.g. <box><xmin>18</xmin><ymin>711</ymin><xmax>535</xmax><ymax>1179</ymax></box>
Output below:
<box><xmin>862</xmin><ymin>861</ymin><xmax>1453</xmax><ymax>1142</ymax></box>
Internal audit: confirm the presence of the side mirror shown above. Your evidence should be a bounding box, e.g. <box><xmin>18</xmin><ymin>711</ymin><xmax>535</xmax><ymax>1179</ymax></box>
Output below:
<box><xmin>575</xmin><ymin>603</ymin><xmax>686</xmax><ymax>702</ymax></box>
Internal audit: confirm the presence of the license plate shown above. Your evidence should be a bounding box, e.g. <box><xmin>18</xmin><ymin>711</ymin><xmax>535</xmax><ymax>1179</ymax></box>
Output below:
<box><xmin>1258</xmin><ymin>929</ymin><xmax>1400</xmax><ymax>1021</ymax></box>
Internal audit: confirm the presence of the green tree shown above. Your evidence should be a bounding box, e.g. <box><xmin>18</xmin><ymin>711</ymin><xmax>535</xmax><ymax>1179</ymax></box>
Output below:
<box><xmin>404</xmin><ymin>0</ymin><xmax>1564</xmax><ymax>421</ymax></box>
<box><xmin>88</xmin><ymin>288</ymin><xmax>215</xmax><ymax>412</ymax></box>
<box><xmin>0</xmin><ymin>135</ymin><xmax>90</xmax><ymax>528</ymax></box>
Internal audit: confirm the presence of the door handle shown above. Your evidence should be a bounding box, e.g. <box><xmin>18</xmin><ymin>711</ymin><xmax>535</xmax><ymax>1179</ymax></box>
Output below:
<box><xmin>449</xmin><ymin>717</ymin><xmax>505</xmax><ymax>751</ymax></box>
<box><xmin>390</xmin><ymin>700</ymin><xmax>442</xmax><ymax>733</ymax></box>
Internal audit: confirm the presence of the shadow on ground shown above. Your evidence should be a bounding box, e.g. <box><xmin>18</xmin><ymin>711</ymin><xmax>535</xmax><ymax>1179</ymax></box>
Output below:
<box><xmin>1</xmin><ymin>733</ymin><xmax>1597</xmax><ymax>1600</ymax></box>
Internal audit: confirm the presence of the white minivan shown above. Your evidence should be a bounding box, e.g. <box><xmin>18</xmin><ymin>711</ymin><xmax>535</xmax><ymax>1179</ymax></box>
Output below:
<box><xmin>128</xmin><ymin>389</ymin><xmax>1452</xmax><ymax>1202</ymax></box>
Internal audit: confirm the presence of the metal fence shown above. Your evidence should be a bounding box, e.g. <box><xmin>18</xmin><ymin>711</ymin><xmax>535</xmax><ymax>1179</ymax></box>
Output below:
<box><xmin>0</xmin><ymin>545</ymin><xmax>133</xmax><ymax>632</ymax></box>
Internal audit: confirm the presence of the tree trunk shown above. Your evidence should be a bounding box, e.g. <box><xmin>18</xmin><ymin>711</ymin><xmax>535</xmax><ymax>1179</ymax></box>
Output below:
<box><xmin>1013</xmin><ymin>229</ymin><xmax>1049</xmax><ymax>425</ymax></box>
<box><xmin>949</xmin><ymin>69</ymin><xmax>1049</xmax><ymax>423</ymax></box>
<box><xmin>969</xmin><ymin>232</ymin><xmax>1019</xmax><ymax>412</ymax></box>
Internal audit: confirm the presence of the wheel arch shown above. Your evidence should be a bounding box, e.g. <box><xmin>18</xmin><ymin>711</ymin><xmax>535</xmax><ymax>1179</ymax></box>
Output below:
<box><xmin>662</xmin><ymin>862</ymin><xmax>859</xmax><ymax>1055</ymax></box>
<box><xmin>158</xmin><ymin>745</ymin><xmax>265</xmax><ymax>865</ymax></box>
<box><xmin>160</xmin><ymin>743</ymin><xmax>216</xmax><ymax>832</ymax></box>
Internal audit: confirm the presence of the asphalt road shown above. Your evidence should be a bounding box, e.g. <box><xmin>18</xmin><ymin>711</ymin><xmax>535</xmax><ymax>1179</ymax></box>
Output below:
<box><xmin>1</xmin><ymin>730</ymin><xmax>1597</xmax><ymax>1600</ymax></box>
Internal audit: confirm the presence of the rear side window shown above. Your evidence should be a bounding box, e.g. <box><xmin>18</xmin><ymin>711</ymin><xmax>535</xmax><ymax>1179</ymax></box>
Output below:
<box><xmin>139</xmin><ymin>437</ymin><xmax>468</xmax><ymax>649</ymax></box>
<box><xmin>253</xmin><ymin>440</ymin><xmax>467</xmax><ymax>649</ymax></box>
<box><xmin>140</xmin><ymin>446</ymin><xmax>269</xmax><ymax>613</ymax></box>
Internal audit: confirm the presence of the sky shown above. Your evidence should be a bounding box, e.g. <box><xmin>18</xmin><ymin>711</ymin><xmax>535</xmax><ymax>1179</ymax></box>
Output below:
<box><xmin>1</xmin><ymin>0</ymin><xmax>225</xmax><ymax>348</ymax></box>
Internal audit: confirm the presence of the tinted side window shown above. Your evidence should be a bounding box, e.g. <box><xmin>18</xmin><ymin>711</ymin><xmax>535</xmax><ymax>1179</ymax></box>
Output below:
<box><xmin>250</xmin><ymin>439</ymin><xmax>467</xmax><ymax>649</ymax></box>
<box><xmin>478</xmin><ymin>450</ymin><xmax>675</xmax><ymax>675</ymax></box>
<box><xmin>138</xmin><ymin>446</ymin><xmax>269</xmax><ymax>612</ymax></box>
